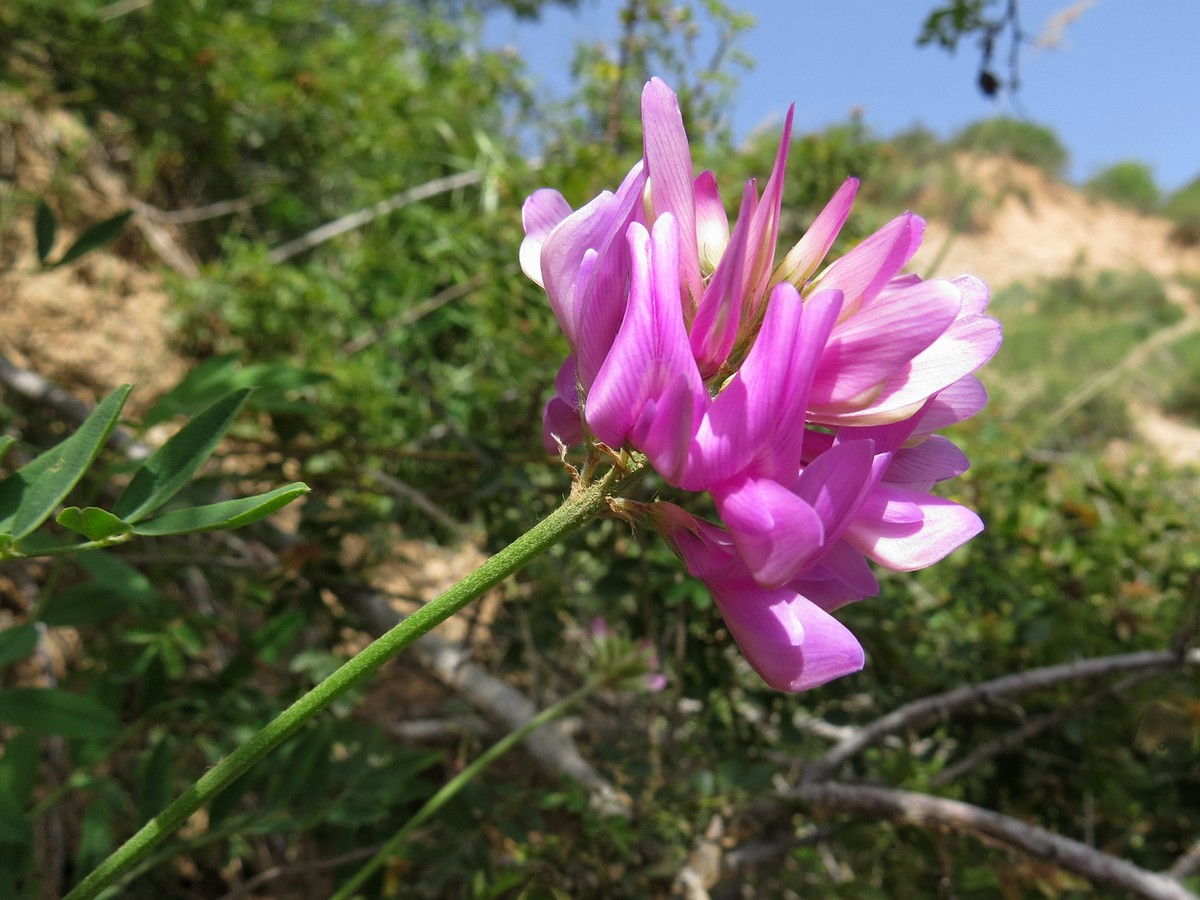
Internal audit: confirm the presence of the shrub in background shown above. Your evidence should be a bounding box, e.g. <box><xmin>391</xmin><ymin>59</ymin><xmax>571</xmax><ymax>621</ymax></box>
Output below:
<box><xmin>1085</xmin><ymin>160</ymin><xmax>1159</xmax><ymax>213</ymax></box>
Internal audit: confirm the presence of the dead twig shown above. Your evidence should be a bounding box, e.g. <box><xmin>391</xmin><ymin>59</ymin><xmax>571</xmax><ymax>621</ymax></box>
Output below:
<box><xmin>267</xmin><ymin>171</ymin><xmax>481</xmax><ymax>264</ymax></box>
<box><xmin>804</xmin><ymin>648</ymin><xmax>1200</xmax><ymax>783</ymax></box>
<box><xmin>788</xmin><ymin>782</ymin><xmax>1197</xmax><ymax>900</ymax></box>
<box><xmin>929</xmin><ymin>668</ymin><xmax>1162</xmax><ymax>787</ymax></box>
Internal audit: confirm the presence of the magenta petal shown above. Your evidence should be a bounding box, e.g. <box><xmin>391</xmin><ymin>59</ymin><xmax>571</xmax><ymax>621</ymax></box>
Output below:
<box><xmin>810</xmin><ymin>278</ymin><xmax>962</xmax><ymax>408</ymax></box>
<box><xmin>740</xmin><ymin>105</ymin><xmax>795</xmax><ymax>316</ymax></box>
<box><xmin>775</xmin><ymin>176</ymin><xmax>859</xmax><ymax>286</ymax></box>
<box><xmin>813</xmin><ymin>212</ymin><xmax>925</xmax><ymax>314</ymax></box>
<box><xmin>846</xmin><ymin>489</ymin><xmax>983</xmax><ymax>571</ymax></box>
<box><xmin>642</xmin><ymin>77</ymin><xmax>703</xmax><ymax>309</ymax></box>
<box><xmin>794</xmin><ymin>540</ymin><xmax>879</xmax><ymax>609</ymax></box>
<box><xmin>952</xmin><ymin>273</ymin><xmax>991</xmax><ymax>316</ymax></box>
<box><xmin>886</xmin><ymin>435</ymin><xmax>970</xmax><ymax>485</ymax></box>
<box><xmin>652</xmin><ymin>503</ymin><xmax>864</xmax><ymax>692</ymax></box>
<box><xmin>689</xmin><ymin>181</ymin><xmax>755</xmax><ymax>377</ymax></box>
<box><xmin>713</xmin><ymin>587</ymin><xmax>865</xmax><ymax>692</ymax></box>
<box><xmin>713</xmin><ymin>474</ymin><xmax>825</xmax><ymax>588</ymax></box>
<box><xmin>520</xmin><ymin>189</ymin><xmax>573</xmax><ymax>287</ymax></box>
<box><xmin>541</xmin><ymin>161</ymin><xmax>646</xmax><ymax>387</ymax></box>
<box><xmin>694</xmin><ymin>170</ymin><xmax>729</xmax><ymax>271</ymax></box>
<box><xmin>586</xmin><ymin>216</ymin><xmax>707</xmax><ymax>484</ymax></box>
<box><xmin>793</xmin><ymin>439</ymin><xmax>879</xmax><ymax>540</ymax></box>
<box><xmin>821</xmin><ymin>313</ymin><xmax>1003</xmax><ymax>426</ymax></box>
<box><xmin>542</xmin><ymin>356</ymin><xmax>583</xmax><ymax>452</ymax></box>
<box><xmin>686</xmin><ymin>286</ymin><xmax>843</xmax><ymax>489</ymax></box>
<box><xmin>916</xmin><ymin>375</ymin><xmax>989</xmax><ymax>434</ymax></box>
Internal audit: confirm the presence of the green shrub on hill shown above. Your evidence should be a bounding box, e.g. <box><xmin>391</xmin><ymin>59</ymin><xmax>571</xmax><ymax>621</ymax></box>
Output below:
<box><xmin>951</xmin><ymin>116</ymin><xmax>1069</xmax><ymax>176</ymax></box>
<box><xmin>1165</xmin><ymin>174</ymin><xmax>1200</xmax><ymax>246</ymax></box>
<box><xmin>1085</xmin><ymin>160</ymin><xmax>1160</xmax><ymax>213</ymax></box>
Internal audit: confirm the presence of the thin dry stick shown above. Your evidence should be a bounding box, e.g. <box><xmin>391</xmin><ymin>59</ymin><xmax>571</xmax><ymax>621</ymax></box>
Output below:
<box><xmin>1167</xmin><ymin>838</ymin><xmax>1200</xmax><ymax>881</ymax></box>
<box><xmin>929</xmin><ymin>668</ymin><xmax>1162</xmax><ymax>787</ymax></box>
<box><xmin>132</xmin><ymin>193</ymin><xmax>266</xmax><ymax>225</ymax></box>
<box><xmin>789</xmin><ymin>782</ymin><xmax>1198</xmax><ymax>900</ymax></box>
<box><xmin>268</xmin><ymin>171</ymin><xmax>481</xmax><ymax>263</ymax></box>
<box><xmin>344</xmin><ymin>584</ymin><xmax>631</xmax><ymax>818</ymax></box>
<box><xmin>215</xmin><ymin>844</ymin><xmax>382</xmax><ymax>900</ymax></box>
<box><xmin>803</xmin><ymin>649</ymin><xmax>1200</xmax><ymax>783</ymax></box>
<box><xmin>342</xmin><ymin>271</ymin><xmax>490</xmax><ymax>356</ymax></box>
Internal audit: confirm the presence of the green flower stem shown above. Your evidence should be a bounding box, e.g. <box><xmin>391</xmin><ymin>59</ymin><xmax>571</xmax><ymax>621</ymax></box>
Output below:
<box><xmin>65</xmin><ymin>457</ymin><xmax>647</xmax><ymax>900</ymax></box>
<box><xmin>331</xmin><ymin>678</ymin><xmax>602</xmax><ymax>900</ymax></box>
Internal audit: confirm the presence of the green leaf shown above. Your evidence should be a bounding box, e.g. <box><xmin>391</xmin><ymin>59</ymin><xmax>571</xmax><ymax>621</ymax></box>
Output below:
<box><xmin>38</xmin><ymin>554</ymin><xmax>160</xmax><ymax>627</ymax></box>
<box><xmin>35</xmin><ymin>201</ymin><xmax>57</xmax><ymax>265</ymax></box>
<box><xmin>114</xmin><ymin>389</ymin><xmax>252</xmax><ymax>523</ymax></box>
<box><xmin>130</xmin><ymin>482</ymin><xmax>309</xmax><ymax>536</ymax></box>
<box><xmin>134</xmin><ymin>737</ymin><xmax>174</xmax><ymax>826</ymax></box>
<box><xmin>0</xmin><ymin>688</ymin><xmax>119</xmax><ymax>739</ymax></box>
<box><xmin>0</xmin><ymin>385</ymin><xmax>132</xmax><ymax>541</ymax></box>
<box><xmin>51</xmin><ymin>210</ymin><xmax>133</xmax><ymax>268</ymax></box>
<box><xmin>0</xmin><ymin>435</ymin><xmax>13</xmax><ymax>466</ymax></box>
<box><xmin>0</xmin><ymin>731</ymin><xmax>40</xmax><ymax>807</ymax></box>
<box><xmin>56</xmin><ymin>507</ymin><xmax>131</xmax><ymax>542</ymax></box>
<box><xmin>0</xmin><ymin>787</ymin><xmax>32</xmax><ymax>847</ymax></box>
<box><xmin>141</xmin><ymin>355</ymin><xmax>326</xmax><ymax>427</ymax></box>
<box><xmin>0</xmin><ymin>625</ymin><xmax>38</xmax><ymax>667</ymax></box>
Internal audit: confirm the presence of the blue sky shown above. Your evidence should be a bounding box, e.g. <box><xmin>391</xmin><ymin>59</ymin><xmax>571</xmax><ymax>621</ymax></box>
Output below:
<box><xmin>485</xmin><ymin>1</ymin><xmax>1200</xmax><ymax>193</ymax></box>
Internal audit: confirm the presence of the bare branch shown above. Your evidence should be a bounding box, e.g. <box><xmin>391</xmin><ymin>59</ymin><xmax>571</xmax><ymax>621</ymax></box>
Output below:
<box><xmin>804</xmin><ymin>649</ymin><xmax>1200</xmax><ymax>783</ymax></box>
<box><xmin>929</xmin><ymin>668</ymin><xmax>1163</xmax><ymax>787</ymax></box>
<box><xmin>0</xmin><ymin>352</ymin><xmax>152</xmax><ymax>460</ymax></box>
<box><xmin>133</xmin><ymin>193</ymin><xmax>267</xmax><ymax>225</ymax></box>
<box><xmin>1166</xmin><ymin>838</ymin><xmax>1200</xmax><ymax>882</ymax></box>
<box><xmin>267</xmin><ymin>171</ymin><xmax>482</xmax><ymax>264</ymax></box>
<box><xmin>341</xmin><ymin>272</ymin><xmax>490</xmax><ymax>356</ymax></box>
<box><xmin>216</xmin><ymin>844</ymin><xmax>382</xmax><ymax>900</ymax></box>
<box><xmin>789</xmin><ymin>782</ymin><xmax>1198</xmax><ymax>900</ymax></box>
<box><xmin>342</xmin><ymin>584</ymin><xmax>632</xmax><ymax>819</ymax></box>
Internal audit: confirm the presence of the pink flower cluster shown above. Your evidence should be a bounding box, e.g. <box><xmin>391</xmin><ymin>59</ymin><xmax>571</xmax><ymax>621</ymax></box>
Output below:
<box><xmin>521</xmin><ymin>78</ymin><xmax>1002</xmax><ymax>692</ymax></box>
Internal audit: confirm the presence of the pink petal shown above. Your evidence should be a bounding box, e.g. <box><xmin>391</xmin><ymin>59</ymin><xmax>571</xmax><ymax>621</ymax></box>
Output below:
<box><xmin>586</xmin><ymin>216</ymin><xmax>707</xmax><ymax>484</ymax></box>
<box><xmin>540</xmin><ymin>161</ymin><xmax>646</xmax><ymax>387</ymax></box>
<box><xmin>885</xmin><ymin>435</ymin><xmax>970</xmax><ymax>485</ymax></box>
<box><xmin>712</xmin><ymin>586</ymin><xmax>865</xmax><ymax>692</ymax></box>
<box><xmin>542</xmin><ymin>356</ymin><xmax>583</xmax><ymax>452</ymax></box>
<box><xmin>793</xmin><ymin>541</ymin><xmax>879</xmax><ymax>609</ymax></box>
<box><xmin>812</xmin><ymin>213</ymin><xmax>925</xmax><ymax>316</ymax></box>
<box><xmin>952</xmin><ymin>274</ymin><xmax>991</xmax><ymax>316</ymax></box>
<box><xmin>653</xmin><ymin>504</ymin><xmax>864</xmax><ymax>692</ymax></box>
<box><xmin>809</xmin><ymin>279</ymin><xmax>962</xmax><ymax>409</ymax></box>
<box><xmin>793</xmin><ymin>439</ymin><xmax>881</xmax><ymax>543</ymax></box>
<box><xmin>642</xmin><ymin>77</ymin><xmax>703</xmax><ymax>311</ymax></box>
<box><xmin>739</xmin><ymin>105</ymin><xmax>795</xmax><ymax>319</ymax></box>
<box><xmin>818</xmin><ymin>313</ymin><xmax>1002</xmax><ymax>426</ymax></box>
<box><xmin>694</xmin><ymin>170</ymin><xmax>729</xmax><ymax>272</ymax></box>
<box><xmin>845</xmin><ymin>488</ymin><xmax>983</xmax><ymax>571</ymax></box>
<box><xmin>520</xmin><ymin>189</ymin><xmax>573</xmax><ymax>287</ymax></box>
<box><xmin>689</xmin><ymin>182</ymin><xmax>755</xmax><ymax>377</ymax></box>
<box><xmin>712</xmin><ymin>474</ymin><xmax>825</xmax><ymax>588</ymax></box>
<box><xmin>685</xmin><ymin>286</ymin><xmax>843</xmax><ymax>489</ymax></box>
<box><xmin>774</xmin><ymin>177</ymin><xmax>859</xmax><ymax>286</ymax></box>
<box><xmin>915</xmin><ymin>375</ymin><xmax>989</xmax><ymax>434</ymax></box>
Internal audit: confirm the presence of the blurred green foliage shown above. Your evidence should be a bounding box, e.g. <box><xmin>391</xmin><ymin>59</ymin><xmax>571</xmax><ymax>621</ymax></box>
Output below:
<box><xmin>2</xmin><ymin>1</ymin><xmax>1200</xmax><ymax>898</ymax></box>
<box><xmin>1165</xmin><ymin>175</ymin><xmax>1200</xmax><ymax>246</ymax></box>
<box><xmin>952</xmin><ymin>116</ymin><xmax>1071</xmax><ymax>177</ymax></box>
<box><xmin>1085</xmin><ymin>160</ymin><xmax>1161</xmax><ymax>214</ymax></box>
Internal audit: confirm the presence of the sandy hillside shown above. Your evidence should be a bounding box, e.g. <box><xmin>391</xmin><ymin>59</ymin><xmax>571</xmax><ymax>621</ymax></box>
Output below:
<box><xmin>915</xmin><ymin>155</ymin><xmax>1200</xmax><ymax>293</ymax></box>
<box><xmin>3</xmin><ymin>96</ymin><xmax>1199</xmax><ymax>462</ymax></box>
